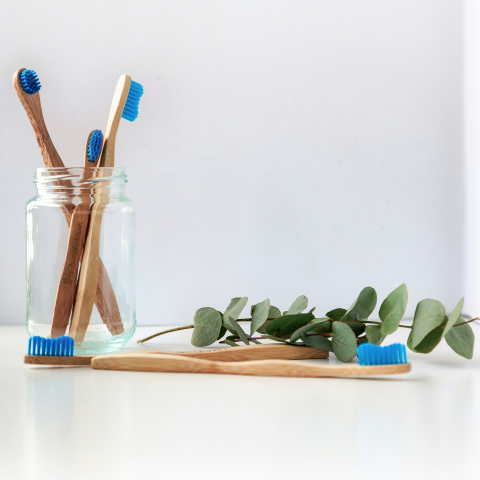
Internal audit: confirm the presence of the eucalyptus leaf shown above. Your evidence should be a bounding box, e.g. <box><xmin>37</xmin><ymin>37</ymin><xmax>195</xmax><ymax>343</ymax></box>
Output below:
<box><xmin>407</xmin><ymin>316</ymin><xmax>447</xmax><ymax>353</ymax></box>
<box><xmin>303</xmin><ymin>335</ymin><xmax>333</xmax><ymax>352</ymax></box>
<box><xmin>216</xmin><ymin>325</ymin><xmax>227</xmax><ymax>341</ymax></box>
<box><xmin>266</xmin><ymin>313</ymin><xmax>315</xmax><ymax>336</ymax></box>
<box><xmin>326</xmin><ymin>308</ymin><xmax>347</xmax><ymax>320</ymax></box>
<box><xmin>343</xmin><ymin>321</ymin><xmax>366</xmax><ymax>337</ymax></box>
<box><xmin>357</xmin><ymin>337</ymin><xmax>368</xmax><ymax>346</ymax></box>
<box><xmin>365</xmin><ymin>325</ymin><xmax>386</xmax><ymax>346</ymax></box>
<box><xmin>445</xmin><ymin>318</ymin><xmax>474</xmax><ymax>359</ymax></box>
<box><xmin>268</xmin><ymin>306</ymin><xmax>282</xmax><ymax>319</ymax></box>
<box><xmin>290</xmin><ymin>318</ymin><xmax>330</xmax><ymax>343</ymax></box>
<box><xmin>224</xmin><ymin>339</ymin><xmax>239</xmax><ymax>347</ymax></box>
<box><xmin>223</xmin><ymin>297</ymin><xmax>248</xmax><ymax>331</ymax></box>
<box><xmin>311</xmin><ymin>319</ymin><xmax>332</xmax><ymax>334</ymax></box>
<box><xmin>331</xmin><ymin>322</ymin><xmax>357</xmax><ymax>362</ymax></box>
<box><xmin>410</xmin><ymin>299</ymin><xmax>446</xmax><ymax>348</ymax></box>
<box><xmin>228</xmin><ymin>317</ymin><xmax>250</xmax><ymax>345</ymax></box>
<box><xmin>287</xmin><ymin>295</ymin><xmax>308</xmax><ymax>314</ymax></box>
<box><xmin>250</xmin><ymin>338</ymin><xmax>262</xmax><ymax>344</ymax></box>
<box><xmin>250</xmin><ymin>298</ymin><xmax>271</xmax><ymax>336</ymax></box>
<box><xmin>308</xmin><ymin>307</ymin><xmax>316</xmax><ymax>314</ymax></box>
<box><xmin>442</xmin><ymin>298</ymin><xmax>464</xmax><ymax>338</ymax></box>
<box><xmin>341</xmin><ymin>287</ymin><xmax>377</xmax><ymax>323</ymax></box>
<box><xmin>379</xmin><ymin>284</ymin><xmax>408</xmax><ymax>335</ymax></box>
<box><xmin>256</xmin><ymin>321</ymin><xmax>272</xmax><ymax>335</ymax></box>
<box><xmin>191</xmin><ymin>307</ymin><xmax>223</xmax><ymax>347</ymax></box>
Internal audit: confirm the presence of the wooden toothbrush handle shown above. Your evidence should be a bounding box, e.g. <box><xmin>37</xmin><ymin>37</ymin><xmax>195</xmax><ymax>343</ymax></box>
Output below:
<box><xmin>69</xmin><ymin>199</ymin><xmax>107</xmax><ymax>345</ymax></box>
<box><xmin>60</xmin><ymin>205</ymin><xmax>124</xmax><ymax>337</ymax></box>
<box><xmin>91</xmin><ymin>354</ymin><xmax>412</xmax><ymax>377</ymax></box>
<box><xmin>51</xmin><ymin>201</ymin><xmax>90</xmax><ymax>337</ymax></box>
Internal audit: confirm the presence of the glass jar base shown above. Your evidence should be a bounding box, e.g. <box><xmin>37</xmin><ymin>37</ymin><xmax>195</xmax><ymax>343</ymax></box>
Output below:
<box><xmin>27</xmin><ymin>321</ymin><xmax>136</xmax><ymax>355</ymax></box>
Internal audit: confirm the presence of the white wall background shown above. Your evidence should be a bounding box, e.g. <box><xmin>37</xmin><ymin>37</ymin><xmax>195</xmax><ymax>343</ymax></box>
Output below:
<box><xmin>0</xmin><ymin>0</ymin><xmax>468</xmax><ymax>326</ymax></box>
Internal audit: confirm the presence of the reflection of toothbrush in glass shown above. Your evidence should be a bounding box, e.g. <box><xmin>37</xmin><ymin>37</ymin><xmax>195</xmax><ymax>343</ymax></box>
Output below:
<box><xmin>50</xmin><ymin>130</ymin><xmax>103</xmax><ymax>337</ymax></box>
<box><xmin>70</xmin><ymin>76</ymin><xmax>143</xmax><ymax>346</ymax></box>
<box><xmin>12</xmin><ymin>68</ymin><xmax>123</xmax><ymax>336</ymax></box>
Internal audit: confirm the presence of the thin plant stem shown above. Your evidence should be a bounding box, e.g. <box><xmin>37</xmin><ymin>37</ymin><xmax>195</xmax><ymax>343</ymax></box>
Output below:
<box><xmin>136</xmin><ymin>325</ymin><xmax>194</xmax><ymax>344</ymax></box>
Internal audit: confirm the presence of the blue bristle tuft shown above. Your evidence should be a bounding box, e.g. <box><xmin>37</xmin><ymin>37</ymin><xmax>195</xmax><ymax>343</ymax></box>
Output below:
<box><xmin>357</xmin><ymin>343</ymin><xmax>407</xmax><ymax>366</ymax></box>
<box><xmin>20</xmin><ymin>69</ymin><xmax>41</xmax><ymax>94</ymax></box>
<box><xmin>28</xmin><ymin>336</ymin><xmax>75</xmax><ymax>357</ymax></box>
<box><xmin>121</xmin><ymin>80</ymin><xmax>144</xmax><ymax>122</ymax></box>
<box><xmin>87</xmin><ymin>129</ymin><xmax>103</xmax><ymax>162</ymax></box>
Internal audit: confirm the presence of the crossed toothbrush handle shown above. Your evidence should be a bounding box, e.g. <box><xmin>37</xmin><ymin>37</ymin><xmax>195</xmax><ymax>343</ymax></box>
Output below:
<box><xmin>63</xmin><ymin>203</ymin><xmax>124</xmax><ymax>336</ymax></box>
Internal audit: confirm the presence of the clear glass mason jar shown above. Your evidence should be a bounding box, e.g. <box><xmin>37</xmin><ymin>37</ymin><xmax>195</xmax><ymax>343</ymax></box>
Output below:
<box><xmin>26</xmin><ymin>167</ymin><xmax>136</xmax><ymax>354</ymax></box>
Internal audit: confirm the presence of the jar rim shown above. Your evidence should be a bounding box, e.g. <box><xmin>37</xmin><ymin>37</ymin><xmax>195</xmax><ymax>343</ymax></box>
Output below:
<box><xmin>34</xmin><ymin>167</ymin><xmax>127</xmax><ymax>188</ymax></box>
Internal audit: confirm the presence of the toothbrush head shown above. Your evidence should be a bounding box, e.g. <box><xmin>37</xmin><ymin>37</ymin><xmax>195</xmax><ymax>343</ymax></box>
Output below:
<box><xmin>19</xmin><ymin>69</ymin><xmax>41</xmax><ymax>94</ymax></box>
<box><xmin>28</xmin><ymin>335</ymin><xmax>74</xmax><ymax>357</ymax></box>
<box><xmin>121</xmin><ymin>80</ymin><xmax>144</xmax><ymax>122</ymax></box>
<box><xmin>357</xmin><ymin>343</ymin><xmax>408</xmax><ymax>366</ymax></box>
<box><xmin>87</xmin><ymin>129</ymin><xmax>103</xmax><ymax>163</ymax></box>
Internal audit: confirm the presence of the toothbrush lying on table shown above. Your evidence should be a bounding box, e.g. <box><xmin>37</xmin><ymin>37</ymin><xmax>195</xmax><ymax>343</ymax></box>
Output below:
<box><xmin>69</xmin><ymin>75</ymin><xmax>143</xmax><ymax>346</ymax></box>
<box><xmin>91</xmin><ymin>343</ymin><xmax>411</xmax><ymax>377</ymax></box>
<box><xmin>50</xmin><ymin>130</ymin><xmax>104</xmax><ymax>337</ymax></box>
<box><xmin>13</xmin><ymin>68</ymin><xmax>124</xmax><ymax>336</ymax></box>
<box><xmin>24</xmin><ymin>337</ymin><xmax>411</xmax><ymax>378</ymax></box>
<box><xmin>24</xmin><ymin>338</ymin><xmax>328</xmax><ymax>365</ymax></box>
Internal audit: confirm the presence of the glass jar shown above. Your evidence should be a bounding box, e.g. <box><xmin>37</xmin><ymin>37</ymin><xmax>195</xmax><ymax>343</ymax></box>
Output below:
<box><xmin>26</xmin><ymin>167</ymin><xmax>136</xmax><ymax>354</ymax></box>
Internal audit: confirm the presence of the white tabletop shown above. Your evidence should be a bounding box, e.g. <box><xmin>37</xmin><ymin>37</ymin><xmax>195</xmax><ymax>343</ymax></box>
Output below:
<box><xmin>1</xmin><ymin>325</ymin><xmax>479</xmax><ymax>480</ymax></box>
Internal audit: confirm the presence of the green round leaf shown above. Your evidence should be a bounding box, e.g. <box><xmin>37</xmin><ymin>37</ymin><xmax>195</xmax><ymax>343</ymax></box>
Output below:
<box><xmin>342</xmin><ymin>287</ymin><xmax>377</xmax><ymax>323</ymax></box>
<box><xmin>266</xmin><ymin>313</ymin><xmax>315</xmax><ymax>336</ymax></box>
<box><xmin>325</xmin><ymin>308</ymin><xmax>347</xmax><ymax>320</ymax></box>
<box><xmin>311</xmin><ymin>319</ymin><xmax>332</xmax><ymax>334</ymax></box>
<box><xmin>343</xmin><ymin>321</ymin><xmax>366</xmax><ymax>337</ymax></box>
<box><xmin>410</xmin><ymin>299</ymin><xmax>446</xmax><ymax>348</ymax></box>
<box><xmin>445</xmin><ymin>318</ymin><xmax>474</xmax><ymax>359</ymax></box>
<box><xmin>223</xmin><ymin>297</ymin><xmax>248</xmax><ymax>331</ymax></box>
<box><xmin>191</xmin><ymin>307</ymin><xmax>222</xmax><ymax>347</ymax></box>
<box><xmin>287</xmin><ymin>295</ymin><xmax>308</xmax><ymax>314</ymax></box>
<box><xmin>303</xmin><ymin>335</ymin><xmax>333</xmax><ymax>352</ymax></box>
<box><xmin>365</xmin><ymin>325</ymin><xmax>386</xmax><ymax>346</ymax></box>
<box><xmin>250</xmin><ymin>298</ymin><xmax>270</xmax><ymax>336</ymax></box>
<box><xmin>331</xmin><ymin>322</ymin><xmax>357</xmax><ymax>362</ymax></box>
<box><xmin>216</xmin><ymin>325</ymin><xmax>227</xmax><ymax>341</ymax></box>
<box><xmin>442</xmin><ymin>297</ymin><xmax>464</xmax><ymax>339</ymax></box>
<box><xmin>290</xmin><ymin>318</ymin><xmax>329</xmax><ymax>343</ymax></box>
<box><xmin>379</xmin><ymin>284</ymin><xmax>408</xmax><ymax>335</ymax></box>
<box><xmin>268</xmin><ymin>306</ymin><xmax>282</xmax><ymax>319</ymax></box>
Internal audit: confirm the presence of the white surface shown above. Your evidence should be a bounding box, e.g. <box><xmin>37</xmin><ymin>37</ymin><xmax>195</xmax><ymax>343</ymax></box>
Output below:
<box><xmin>1</xmin><ymin>325</ymin><xmax>479</xmax><ymax>480</ymax></box>
<box><xmin>0</xmin><ymin>1</ymin><xmax>468</xmax><ymax>326</ymax></box>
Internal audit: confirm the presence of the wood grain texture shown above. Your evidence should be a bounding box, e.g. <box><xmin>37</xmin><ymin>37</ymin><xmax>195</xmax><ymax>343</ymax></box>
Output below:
<box><xmin>13</xmin><ymin>70</ymin><xmax>124</xmax><ymax>336</ymax></box>
<box><xmin>51</xmin><ymin>202</ymin><xmax>90</xmax><ymax>337</ymax></box>
<box><xmin>91</xmin><ymin>354</ymin><xmax>412</xmax><ymax>377</ymax></box>
<box><xmin>24</xmin><ymin>355</ymin><xmax>93</xmax><ymax>366</ymax></box>
<box><xmin>100</xmin><ymin>74</ymin><xmax>131</xmax><ymax>168</ymax></box>
<box><xmin>69</xmin><ymin>197</ymin><xmax>108</xmax><ymax>345</ymax></box>
<box><xmin>24</xmin><ymin>345</ymin><xmax>329</xmax><ymax>366</ymax></box>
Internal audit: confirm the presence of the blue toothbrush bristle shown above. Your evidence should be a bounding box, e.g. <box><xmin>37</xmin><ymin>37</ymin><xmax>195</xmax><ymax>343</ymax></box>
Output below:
<box><xmin>357</xmin><ymin>343</ymin><xmax>407</xmax><ymax>366</ymax></box>
<box><xmin>121</xmin><ymin>80</ymin><xmax>144</xmax><ymax>122</ymax></box>
<box><xmin>28</xmin><ymin>336</ymin><xmax>74</xmax><ymax>356</ymax></box>
<box><xmin>20</xmin><ymin>69</ymin><xmax>41</xmax><ymax>94</ymax></box>
<box><xmin>87</xmin><ymin>129</ymin><xmax>103</xmax><ymax>162</ymax></box>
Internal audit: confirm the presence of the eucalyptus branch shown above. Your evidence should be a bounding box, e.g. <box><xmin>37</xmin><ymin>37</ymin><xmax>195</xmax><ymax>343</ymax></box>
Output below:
<box><xmin>136</xmin><ymin>325</ymin><xmax>194</xmax><ymax>344</ymax></box>
<box><xmin>134</xmin><ymin>287</ymin><xmax>477</xmax><ymax>362</ymax></box>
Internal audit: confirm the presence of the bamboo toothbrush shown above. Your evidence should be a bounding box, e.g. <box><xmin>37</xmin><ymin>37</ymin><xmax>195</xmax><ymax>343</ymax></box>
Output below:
<box><xmin>91</xmin><ymin>343</ymin><xmax>411</xmax><ymax>377</ymax></box>
<box><xmin>13</xmin><ymin>68</ymin><xmax>124</xmax><ymax>336</ymax></box>
<box><xmin>100</xmin><ymin>75</ymin><xmax>144</xmax><ymax>167</ymax></box>
<box><xmin>69</xmin><ymin>75</ymin><xmax>143</xmax><ymax>346</ymax></box>
<box><xmin>25</xmin><ymin>338</ymin><xmax>328</xmax><ymax>365</ymax></box>
<box><xmin>12</xmin><ymin>69</ymin><xmax>64</xmax><ymax>168</ymax></box>
<box><xmin>50</xmin><ymin>130</ymin><xmax>103</xmax><ymax>337</ymax></box>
